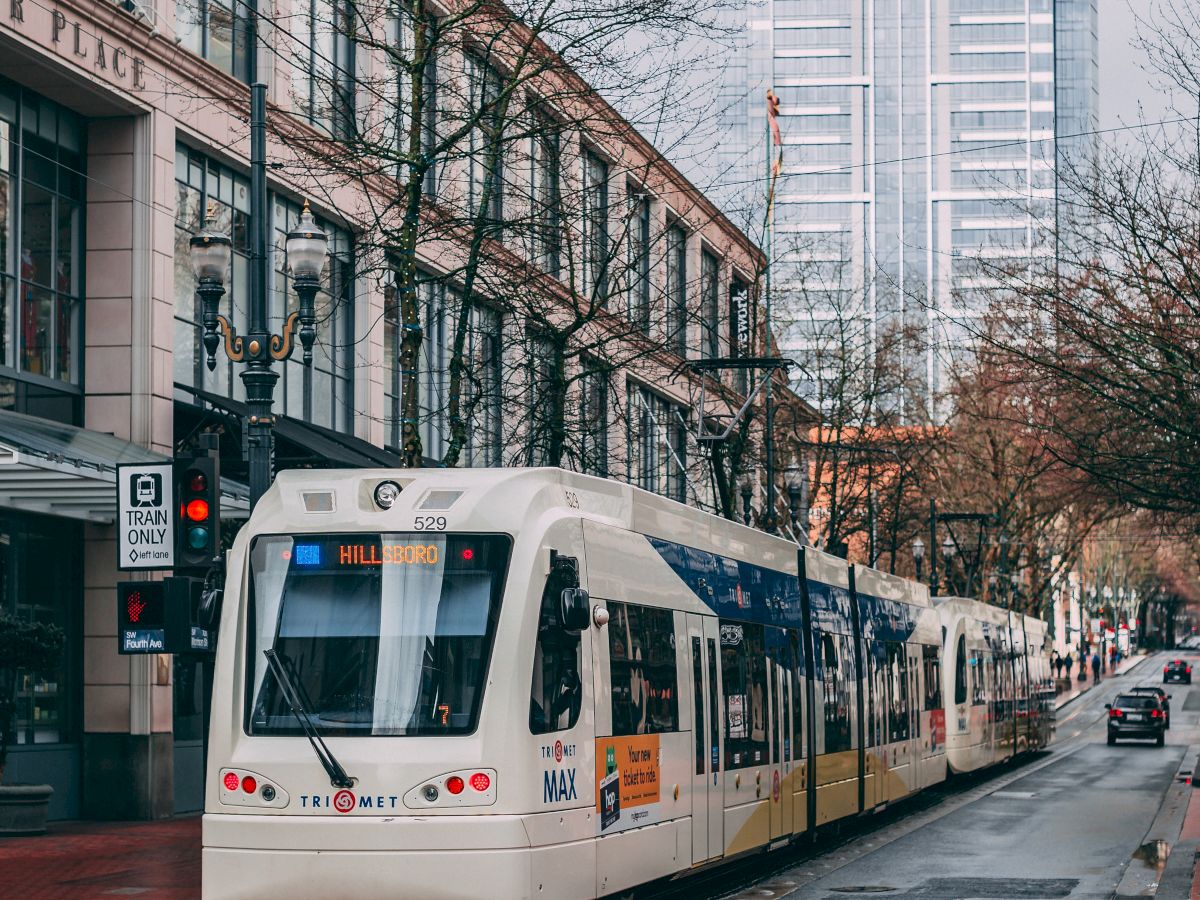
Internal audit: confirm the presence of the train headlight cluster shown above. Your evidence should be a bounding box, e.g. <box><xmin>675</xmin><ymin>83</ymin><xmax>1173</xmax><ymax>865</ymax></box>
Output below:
<box><xmin>218</xmin><ymin>768</ymin><xmax>289</xmax><ymax>809</ymax></box>
<box><xmin>405</xmin><ymin>769</ymin><xmax>497</xmax><ymax>809</ymax></box>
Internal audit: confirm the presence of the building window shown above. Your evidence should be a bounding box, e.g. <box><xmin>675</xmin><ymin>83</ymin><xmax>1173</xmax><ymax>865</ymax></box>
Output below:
<box><xmin>174</xmin><ymin>149</ymin><xmax>251</xmax><ymax>401</ymax></box>
<box><xmin>582</xmin><ymin>150</ymin><xmax>609</xmax><ymax>302</ymax></box>
<box><xmin>608</xmin><ymin>602</ymin><xmax>678</xmax><ymax>736</ymax></box>
<box><xmin>526</xmin><ymin>329</ymin><xmax>555</xmax><ymax>466</ymax></box>
<box><xmin>386</xmin><ymin>9</ymin><xmax>437</xmax><ymax>197</ymax></box>
<box><xmin>579</xmin><ymin>360</ymin><xmax>608</xmax><ymax>476</ymax></box>
<box><xmin>0</xmin><ymin>87</ymin><xmax>85</xmax><ymax>394</ymax></box>
<box><xmin>665</xmin><ymin>223</ymin><xmax>687</xmax><ymax>355</ymax></box>
<box><xmin>625</xmin><ymin>191</ymin><xmax>650</xmax><ymax>331</ymax></box>
<box><xmin>174</xmin><ymin>147</ymin><xmax>354</xmax><ymax>432</ymax></box>
<box><xmin>530</xmin><ymin>110</ymin><xmax>562</xmax><ymax>276</ymax></box>
<box><xmin>389</xmin><ymin>282</ymin><xmax>502</xmax><ymax>465</ymax></box>
<box><xmin>627</xmin><ymin>383</ymin><xmax>687</xmax><ymax>503</ymax></box>
<box><xmin>466</xmin><ymin>52</ymin><xmax>504</xmax><ymax>228</ymax></box>
<box><xmin>463</xmin><ymin>304</ymin><xmax>502</xmax><ymax>467</ymax></box>
<box><xmin>700</xmin><ymin>250</ymin><xmax>719</xmax><ymax>359</ymax></box>
<box><xmin>176</xmin><ymin>0</ymin><xmax>252</xmax><ymax>81</ymax></box>
<box><xmin>271</xmin><ymin>197</ymin><xmax>354</xmax><ymax>431</ymax></box>
<box><xmin>291</xmin><ymin>0</ymin><xmax>356</xmax><ymax>138</ymax></box>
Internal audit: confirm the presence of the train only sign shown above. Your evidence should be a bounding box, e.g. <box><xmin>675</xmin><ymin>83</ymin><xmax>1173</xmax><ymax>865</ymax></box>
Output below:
<box><xmin>117</xmin><ymin>462</ymin><xmax>174</xmax><ymax>570</ymax></box>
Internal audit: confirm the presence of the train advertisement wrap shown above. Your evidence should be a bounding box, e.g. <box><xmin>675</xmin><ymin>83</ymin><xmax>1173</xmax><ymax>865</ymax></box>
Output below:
<box><xmin>595</xmin><ymin>734</ymin><xmax>661</xmax><ymax>834</ymax></box>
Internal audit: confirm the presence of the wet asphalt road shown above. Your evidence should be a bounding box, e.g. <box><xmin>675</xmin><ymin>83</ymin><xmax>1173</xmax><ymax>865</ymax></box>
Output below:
<box><xmin>730</xmin><ymin>651</ymin><xmax>1199</xmax><ymax>900</ymax></box>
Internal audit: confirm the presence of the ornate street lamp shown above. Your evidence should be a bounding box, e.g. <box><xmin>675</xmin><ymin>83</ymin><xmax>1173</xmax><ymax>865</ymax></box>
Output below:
<box><xmin>190</xmin><ymin>199</ymin><xmax>328</xmax><ymax>505</ymax></box>
<box><xmin>911</xmin><ymin>536</ymin><xmax>925</xmax><ymax>584</ymax></box>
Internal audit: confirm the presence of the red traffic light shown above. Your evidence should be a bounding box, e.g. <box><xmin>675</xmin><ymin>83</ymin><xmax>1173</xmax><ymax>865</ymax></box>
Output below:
<box><xmin>186</xmin><ymin>499</ymin><xmax>210</xmax><ymax>521</ymax></box>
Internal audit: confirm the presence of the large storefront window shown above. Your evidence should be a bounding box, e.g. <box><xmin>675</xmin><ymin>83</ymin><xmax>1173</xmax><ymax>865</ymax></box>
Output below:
<box><xmin>0</xmin><ymin>513</ymin><xmax>80</xmax><ymax>749</ymax></box>
<box><xmin>174</xmin><ymin>147</ymin><xmax>355</xmax><ymax>432</ymax></box>
<box><xmin>0</xmin><ymin>83</ymin><xmax>84</xmax><ymax>395</ymax></box>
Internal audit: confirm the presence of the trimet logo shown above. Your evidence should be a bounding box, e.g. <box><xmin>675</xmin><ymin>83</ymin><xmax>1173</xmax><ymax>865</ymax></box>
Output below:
<box><xmin>333</xmin><ymin>789</ymin><xmax>356</xmax><ymax>813</ymax></box>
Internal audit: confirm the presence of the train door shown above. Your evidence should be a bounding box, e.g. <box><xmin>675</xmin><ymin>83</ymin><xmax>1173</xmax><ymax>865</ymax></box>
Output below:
<box><xmin>687</xmin><ymin>614</ymin><xmax>724</xmax><ymax>864</ymax></box>
<box><xmin>768</xmin><ymin>633</ymin><xmax>793</xmax><ymax>842</ymax></box>
<box><xmin>789</xmin><ymin>630</ymin><xmax>808</xmax><ymax>836</ymax></box>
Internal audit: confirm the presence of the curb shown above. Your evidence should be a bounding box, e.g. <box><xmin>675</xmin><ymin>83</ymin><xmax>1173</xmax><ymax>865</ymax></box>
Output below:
<box><xmin>1114</xmin><ymin>744</ymin><xmax>1198</xmax><ymax>899</ymax></box>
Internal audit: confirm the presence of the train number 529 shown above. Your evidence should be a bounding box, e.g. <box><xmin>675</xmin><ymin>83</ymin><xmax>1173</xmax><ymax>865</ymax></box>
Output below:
<box><xmin>413</xmin><ymin>516</ymin><xmax>447</xmax><ymax>531</ymax></box>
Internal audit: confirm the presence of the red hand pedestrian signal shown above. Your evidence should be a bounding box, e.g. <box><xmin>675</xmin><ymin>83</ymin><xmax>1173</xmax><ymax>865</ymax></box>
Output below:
<box><xmin>126</xmin><ymin>591</ymin><xmax>146</xmax><ymax>623</ymax></box>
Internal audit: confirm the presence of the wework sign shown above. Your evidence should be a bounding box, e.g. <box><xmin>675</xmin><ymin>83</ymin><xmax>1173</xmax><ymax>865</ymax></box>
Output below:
<box><xmin>6</xmin><ymin>0</ymin><xmax>146</xmax><ymax>90</ymax></box>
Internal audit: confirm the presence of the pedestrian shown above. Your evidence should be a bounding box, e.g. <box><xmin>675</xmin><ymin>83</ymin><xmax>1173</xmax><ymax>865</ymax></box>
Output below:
<box><xmin>1091</xmin><ymin>651</ymin><xmax>1101</xmax><ymax>682</ymax></box>
<box><xmin>1065</xmin><ymin>653</ymin><xmax>1074</xmax><ymax>681</ymax></box>
<box><xmin>1054</xmin><ymin>654</ymin><xmax>1064</xmax><ymax>680</ymax></box>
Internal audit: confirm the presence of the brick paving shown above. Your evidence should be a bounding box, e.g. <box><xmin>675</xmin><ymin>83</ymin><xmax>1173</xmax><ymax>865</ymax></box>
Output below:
<box><xmin>0</xmin><ymin>816</ymin><xmax>200</xmax><ymax>899</ymax></box>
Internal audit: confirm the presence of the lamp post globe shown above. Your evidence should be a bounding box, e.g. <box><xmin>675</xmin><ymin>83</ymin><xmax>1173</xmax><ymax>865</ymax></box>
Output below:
<box><xmin>189</xmin><ymin>213</ymin><xmax>232</xmax><ymax>283</ymax></box>
<box><xmin>190</xmin><ymin>212</ymin><xmax>233</xmax><ymax>371</ymax></box>
<box><xmin>285</xmin><ymin>201</ymin><xmax>329</xmax><ymax>366</ymax></box>
<box><xmin>286</xmin><ymin>201</ymin><xmax>329</xmax><ymax>280</ymax></box>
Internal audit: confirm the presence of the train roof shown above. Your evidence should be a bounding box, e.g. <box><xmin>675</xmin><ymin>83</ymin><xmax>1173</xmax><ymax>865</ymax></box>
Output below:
<box><xmin>255</xmin><ymin>466</ymin><xmax>803</xmax><ymax>574</ymax></box>
<box><xmin>852</xmin><ymin>563</ymin><xmax>931</xmax><ymax>607</ymax></box>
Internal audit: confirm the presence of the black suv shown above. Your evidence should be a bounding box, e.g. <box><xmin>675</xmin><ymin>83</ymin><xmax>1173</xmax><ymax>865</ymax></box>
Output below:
<box><xmin>1129</xmin><ymin>686</ymin><xmax>1171</xmax><ymax>728</ymax></box>
<box><xmin>1107</xmin><ymin>694</ymin><xmax>1166</xmax><ymax>746</ymax></box>
<box><xmin>1164</xmin><ymin>660</ymin><xmax>1192</xmax><ymax>684</ymax></box>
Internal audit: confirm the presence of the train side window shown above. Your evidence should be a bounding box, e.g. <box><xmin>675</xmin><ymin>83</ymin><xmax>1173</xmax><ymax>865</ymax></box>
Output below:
<box><xmin>923</xmin><ymin>645</ymin><xmax>942</xmax><ymax>711</ymax></box>
<box><xmin>692</xmin><ymin>636</ymin><xmax>705</xmax><ymax>775</ymax></box>
<box><xmin>886</xmin><ymin>642</ymin><xmax>910</xmax><ymax>743</ymax></box>
<box><xmin>822</xmin><ymin>633</ymin><xmax>853</xmax><ymax>753</ymax></box>
<box><xmin>954</xmin><ymin>635</ymin><xmax>967</xmax><ymax>705</ymax></box>
<box><xmin>608</xmin><ymin>602</ymin><xmax>679</xmax><ymax>736</ymax></box>
<box><xmin>529</xmin><ymin>571</ymin><xmax>583</xmax><ymax>735</ymax></box>
<box><xmin>790</xmin><ymin>630</ymin><xmax>803</xmax><ymax>760</ymax></box>
<box><xmin>707</xmin><ymin>638</ymin><xmax>720</xmax><ymax>772</ymax></box>
<box><xmin>720</xmin><ymin>620</ymin><xmax>769</xmax><ymax>768</ymax></box>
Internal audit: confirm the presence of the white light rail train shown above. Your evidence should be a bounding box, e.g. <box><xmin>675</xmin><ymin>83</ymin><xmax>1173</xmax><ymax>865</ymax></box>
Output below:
<box><xmin>202</xmin><ymin>468</ymin><xmax>1054</xmax><ymax>899</ymax></box>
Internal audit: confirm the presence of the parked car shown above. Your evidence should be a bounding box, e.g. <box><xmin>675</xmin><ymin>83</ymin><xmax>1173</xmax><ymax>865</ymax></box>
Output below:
<box><xmin>1164</xmin><ymin>660</ymin><xmax>1192</xmax><ymax>684</ymax></box>
<box><xmin>1107</xmin><ymin>694</ymin><xmax>1166</xmax><ymax>746</ymax></box>
<box><xmin>1128</xmin><ymin>686</ymin><xmax>1171</xmax><ymax>728</ymax></box>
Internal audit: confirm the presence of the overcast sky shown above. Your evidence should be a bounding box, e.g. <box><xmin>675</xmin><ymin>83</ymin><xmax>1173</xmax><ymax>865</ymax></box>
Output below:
<box><xmin>1099</xmin><ymin>0</ymin><xmax>1177</xmax><ymax>131</ymax></box>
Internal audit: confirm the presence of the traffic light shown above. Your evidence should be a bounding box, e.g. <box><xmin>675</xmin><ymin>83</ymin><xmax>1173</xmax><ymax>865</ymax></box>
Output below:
<box><xmin>175</xmin><ymin>454</ymin><xmax>220</xmax><ymax>573</ymax></box>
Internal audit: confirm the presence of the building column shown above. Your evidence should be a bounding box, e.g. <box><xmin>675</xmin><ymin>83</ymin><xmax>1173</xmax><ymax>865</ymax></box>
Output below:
<box><xmin>80</xmin><ymin>109</ymin><xmax>177</xmax><ymax>819</ymax></box>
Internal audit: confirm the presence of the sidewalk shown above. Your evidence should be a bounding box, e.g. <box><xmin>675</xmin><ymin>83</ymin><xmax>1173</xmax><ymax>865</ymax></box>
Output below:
<box><xmin>0</xmin><ymin>815</ymin><xmax>200</xmax><ymax>899</ymax></box>
<box><xmin>1055</xmin><ymin>653</ymin><xmax>1147</xmax><ymax>711</ymax></box>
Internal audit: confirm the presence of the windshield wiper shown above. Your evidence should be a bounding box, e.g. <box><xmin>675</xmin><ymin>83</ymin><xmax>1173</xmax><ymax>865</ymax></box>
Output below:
<box><xmin>264</xmin><ymin>649</ymin><xmax>355</xmax><ymax>789</ymax></box>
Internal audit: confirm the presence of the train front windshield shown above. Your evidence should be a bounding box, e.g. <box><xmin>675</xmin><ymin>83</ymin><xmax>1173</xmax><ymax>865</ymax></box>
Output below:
<box><xmin>245</xmin><ymin>533</ymin><xmax>511</xmax><ymax>737</ymax></box>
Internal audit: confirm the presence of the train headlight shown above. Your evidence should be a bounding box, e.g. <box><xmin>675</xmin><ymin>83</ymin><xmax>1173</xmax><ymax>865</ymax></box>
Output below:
<box><xmin>261</xmin><ymin>784</ymin><xmax>276</xmax><ymax>802</ymax></box>
<box><xmin>373</xmin><ymin>480</ymin><xmax>403</xmax><ymax>510</ymax></box>
<box><xmin>422</xmin><ymin>784</ymin><xmax>439</xmax><ymax>802</ymax></box>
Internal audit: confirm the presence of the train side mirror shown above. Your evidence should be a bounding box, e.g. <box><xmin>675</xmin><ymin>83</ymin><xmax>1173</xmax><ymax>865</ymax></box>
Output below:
<box><xmin>559</xmin><ymin>587</ymin><xmax>590</xmax><ymax>634</ymax></box>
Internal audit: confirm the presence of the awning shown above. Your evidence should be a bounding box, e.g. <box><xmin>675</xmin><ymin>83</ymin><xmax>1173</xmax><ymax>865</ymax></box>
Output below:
<box><xmin>176</xmin><ymin>383</ymin><xmax>408</xmax><ymax>473</ymax></box>
<box><xmin>0</xmin><ymin>407</ymin><xmax>249</xmax><ymax>524</ymax></box>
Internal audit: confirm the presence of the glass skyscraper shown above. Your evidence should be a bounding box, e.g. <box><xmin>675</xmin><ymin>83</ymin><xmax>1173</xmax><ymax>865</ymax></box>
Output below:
<box><xmin>694</xmin><ymin>0</ymin><xmax>1098</xmax><ymax>417</ymax></box>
